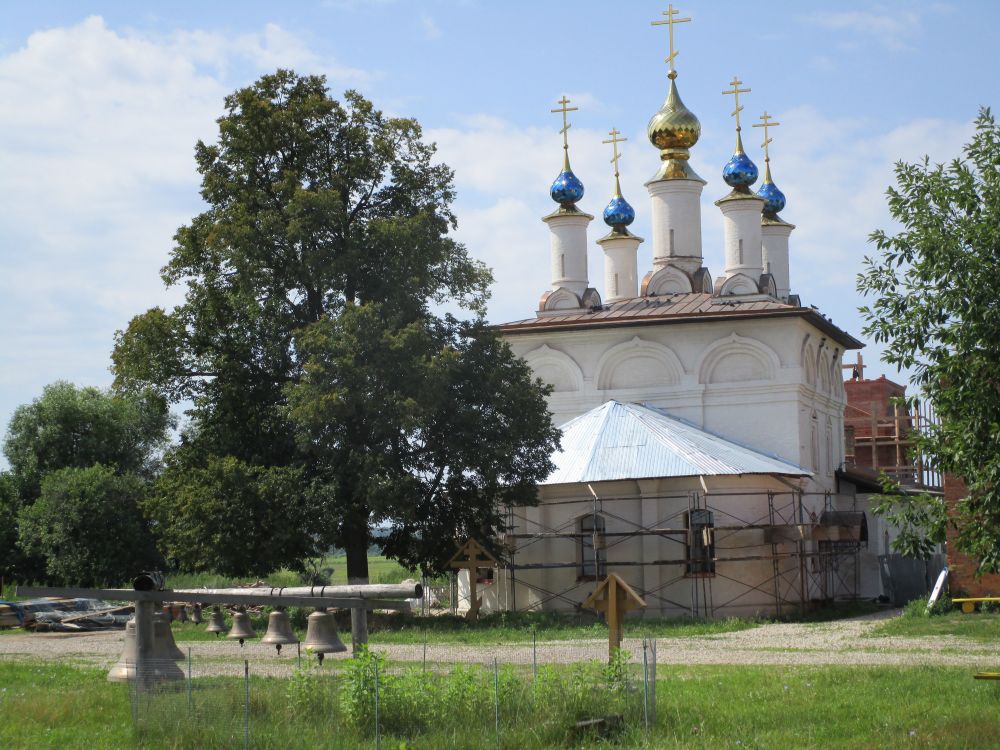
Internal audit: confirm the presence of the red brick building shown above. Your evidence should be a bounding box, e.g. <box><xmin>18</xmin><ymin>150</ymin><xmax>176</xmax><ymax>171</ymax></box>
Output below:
<box><xmin>944</xmin><ymin>475</ymin><xmax>1000</xmax><ymax>597</ymax></box>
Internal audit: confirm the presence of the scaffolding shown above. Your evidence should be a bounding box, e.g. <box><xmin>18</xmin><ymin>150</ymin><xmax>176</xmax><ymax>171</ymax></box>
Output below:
<box><xmin>471</xmin><ymin>489</ymin><xmax>868</xmax><ymax>619</ymax></box>
<box><xmin>841</xmin><ymin>353</ymin><xmax>942</xmax><ymax>489</ymax></box>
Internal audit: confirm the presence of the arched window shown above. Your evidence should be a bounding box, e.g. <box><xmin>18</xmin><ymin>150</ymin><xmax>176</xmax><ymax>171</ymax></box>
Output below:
<box><xmin>579</xmin><ymin>514</ymin><xmax>606</xmax><ymax>580</ymax></box>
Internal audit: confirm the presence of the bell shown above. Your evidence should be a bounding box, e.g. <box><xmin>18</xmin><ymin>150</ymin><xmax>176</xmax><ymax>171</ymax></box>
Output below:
<box><xmin>302</xmin><ymin>608</ymin><xmax>347</xmax><ymax>664</ymax></box>
<box><xmin>154</xmin><ymin>611</ymin><xmax>185</xmax><ymax>661</ymax></box>
<box><xmin>227</xmin><ymin>607</ymin><xmax>256</xmax><ymax>646</ymax></box>
<box><xmin>261</xmin><ymin>608</ymin><xmax>299</xmax><ymax>655</ymax></box>
<box><xmin>206</xmin><ymin>606</ymin><xmax>226</xmax><ymax>636</ymax></box>
<box><xmin>189</xmin><ymin>603</ymin><xmax>203</xmax><ymax>625</ymax></box>
<box><xmin>107</xmin><ymin>617</ymin><xmax>183</xmax><ymax>683</ymax></box>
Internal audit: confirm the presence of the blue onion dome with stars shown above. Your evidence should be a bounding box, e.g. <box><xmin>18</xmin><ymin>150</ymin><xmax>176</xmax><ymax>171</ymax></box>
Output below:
<box><xmin>603</xmin><ymin>192</ymin><xmax>635</xmax><ymax>228</ymax></box>
<box><xmin>722</xmin><ymin>133</ymin><xmax>759</xmax><ymax>189</ymax></box>
<box><xmin>757</xmin><ymin>171</ymin><xmax>786</xmax><ymax>216</ymax></box>
<box><xmin>550</xmin><ymin>167</ymin><xmax>585</xmax><ymax>207</ymax></box>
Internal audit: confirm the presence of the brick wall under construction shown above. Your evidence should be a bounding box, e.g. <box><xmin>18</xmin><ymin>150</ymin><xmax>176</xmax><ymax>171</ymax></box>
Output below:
<box><xmin>944</xmin><ymin>475</ymin><xmax>1000</xmax><ymax>597</ymax></box>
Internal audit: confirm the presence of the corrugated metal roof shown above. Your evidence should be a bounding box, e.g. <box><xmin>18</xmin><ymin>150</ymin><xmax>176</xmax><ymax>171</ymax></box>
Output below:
<box><xmin>500</xmin><ymin>292</ymin><xmax>862</xmax><ymax>349</ymax></box>
<box><xmin>542</xmin><ymin>400</ymin><xmax>810</xmax><ymax>485</ymax></box>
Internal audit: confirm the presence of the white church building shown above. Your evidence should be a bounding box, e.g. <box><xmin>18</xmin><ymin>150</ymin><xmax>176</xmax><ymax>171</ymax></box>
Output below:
<box><xmin>463</xmin><ymin>15</ymin><xmax>870</xmax><ymax>619</ymax></box>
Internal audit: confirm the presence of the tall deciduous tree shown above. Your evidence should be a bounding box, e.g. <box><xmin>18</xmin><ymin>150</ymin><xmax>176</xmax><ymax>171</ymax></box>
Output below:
<box><xmin>113</xmin><ymin>71</ymin><xmax>559</xmax><ymax>580</ymax></box>
<box><xmin>3</xmin><ymin>381</ymin><xmax>171</xmax><ymax>501</ymax></box>
<box><xmin>19</xmin><ymin>465</ymin><xmax>162</xmax><ymax>586</ymax></box>
<box><xmin>858</xmin><ymin>108</ymin><xmax>1000</xmax><ymax>573</ymax></box>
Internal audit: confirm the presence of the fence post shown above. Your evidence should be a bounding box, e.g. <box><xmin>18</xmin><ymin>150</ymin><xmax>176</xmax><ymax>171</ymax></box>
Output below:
<box><xmin>651</xmin><ymin>638</ymin><xmax>657</xmax><ymax>726</ymax></box>
<box><xmin>422</xmin><ymin>639</ymin><xmax>427</xmax><ymax>673</ymax></box>
<box><xmin>532</xmin><ymin>628</ymin><xmax>537</xmax><ymax>682</ymax></box>
<box><xmin>493</xmin><ymin>656</ymin><xmax>500</xmax><ymax>750</ymax></box>
<box><xmin>374</xmin><ymin>658</ymin><xmax>382</xmax><ymax>750</ymax></box>
<box><xmin>187</xmin><ymin>647</ymin><xmax>193</xmax><ymax>713</ymax></box>
<box><xmin>642</xmin><ymin>638</ymin><xmax>649</xmax><ymax>730</ymax></box>
<box><xmin>243</xmin><ymin>659</ymin><xmax>250</xmax><ymax>750</ymax></box>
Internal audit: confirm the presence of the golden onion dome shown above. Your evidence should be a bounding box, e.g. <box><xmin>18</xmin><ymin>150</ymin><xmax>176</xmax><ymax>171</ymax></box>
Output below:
<box><xmin>647</xmin><ymin>75</ymin><xmax>703</xmax><ymax>182</ymax></box>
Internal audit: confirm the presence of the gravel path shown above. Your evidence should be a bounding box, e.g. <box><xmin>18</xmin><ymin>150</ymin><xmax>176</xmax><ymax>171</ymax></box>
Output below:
<box><xmin>1</xmin><ymin>611</ymin><xmax>998</xmax><ymax>677</ymax></box>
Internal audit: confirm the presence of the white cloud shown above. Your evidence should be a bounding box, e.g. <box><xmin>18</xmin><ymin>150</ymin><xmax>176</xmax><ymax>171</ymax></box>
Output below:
<box><xmin>802</xmin><ymin>5</ymin><xmax>953</xmax><ymax>51</ymax></box>
<box><xmin>0</xmin><ymin>16</ymin><xmax>373</xmax><ymax>440</ymax></box>
<box><xmin>420</xmin><ymin>14</ymin><xmax>443</xmax><ymax>41</ymax></box>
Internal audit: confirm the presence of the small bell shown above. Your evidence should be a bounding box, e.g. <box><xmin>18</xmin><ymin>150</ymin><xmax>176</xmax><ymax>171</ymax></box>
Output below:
<box><xmin>189</xmin><ymin>603</ymin><xmax>203</xmax><ymax>625</ymax></box>
<box><xmin>107</xmin><ymin>618</ymin><xmax>137</xmax><ymax>682</ymax></box>
<box><xmin>227</xmin><ymin>607</ymin><xmax>256</xmax><ymax>646</ymax></box>
<box><xmin>302</xmin><ymin>608</ymin><xmax>347</xmax><ymax>664</ymax></box>
<box><xmin>205</xmin><ymin>606</ymin><xmax>227</xmax><ymax>636</ymax></box>
<box><xmin>261</xmin><ymin>608</ymin><xmax>299</xmax><ymax>655</ymax></box>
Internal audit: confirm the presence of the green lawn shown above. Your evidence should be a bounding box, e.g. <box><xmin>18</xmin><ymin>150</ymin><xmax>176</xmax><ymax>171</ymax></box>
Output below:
<box><xmin>869</xmin><ymin>609</ymin><xmax>1000</xmax><ymax>642</ymax></box>
<box><xmin>169</xmin><ymin>609</ymin><xmax>764</xmax><ymax>645</ymax></box>
<box><xmin>2</xmin><ymin>660</ymin><xmax>999</xmax><ymax>749</ymax></box>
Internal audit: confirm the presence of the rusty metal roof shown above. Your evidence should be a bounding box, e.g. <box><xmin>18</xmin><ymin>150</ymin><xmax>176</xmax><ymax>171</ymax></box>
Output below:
<box><xmin>500</xmin><ymin>293</ymin><xmax>862</xmax><ymax>349</ymax></box>
<box><xmin>542</xmin><ymin>400</ymin><xmax>810</xmax><ymax>485</ymax></box>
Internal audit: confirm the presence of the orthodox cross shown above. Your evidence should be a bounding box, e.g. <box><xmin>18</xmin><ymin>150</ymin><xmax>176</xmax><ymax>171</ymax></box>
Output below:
<box><xmin>722</xmin><ymin>76</ymin><xmax>751</xmax><ymax>132</ymax></box>
<box><xmin>602</xmin><ymin>128</ymin><xmax>627</xmax><ymax>179</ymax></box>
<box><xmin>582</xmin><ymin>573</ymin><xmax>647</xmax><ymax>662</ymax></box>
<box><xmin>551</xmin><ymin>95</ymin><xmax>578</xmax><ymax>155</ymax></box>
<box><xmin>651</xmin><ymin>4</ymin><xmax>691</xmax><ymax>77</ymax></box>
<box><xmin>752</xmin><ymin>111</ymin><xmax>781</xmax><ymax>162</ymax></box>
<box><xmin>447</xmin><ymin>538</ymin><xmax>498</xmax><ymax>621</ymax></box>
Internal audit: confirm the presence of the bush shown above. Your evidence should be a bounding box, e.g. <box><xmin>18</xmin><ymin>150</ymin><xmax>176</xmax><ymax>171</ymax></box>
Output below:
<box><xmin>903</xmin><ymin>595</ymin><xmax>953</xmax><ymax>618</ymax></box>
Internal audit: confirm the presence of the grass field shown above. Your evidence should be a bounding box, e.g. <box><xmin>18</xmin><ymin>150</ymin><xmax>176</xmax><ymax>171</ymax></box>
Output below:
<box><xmin>869</xmin><ymin>609</ymin><xmax>1000</xmax><ymax>642</ymax></box>
<box><xmin>1</xmin><ymin>659</ymin><xmax>999</xmax><ymax>749</ymax></box>
<box><xmin>169</xmin><ymin>609</ymin><xmax>764</xmax><ymax>645</ymax></box>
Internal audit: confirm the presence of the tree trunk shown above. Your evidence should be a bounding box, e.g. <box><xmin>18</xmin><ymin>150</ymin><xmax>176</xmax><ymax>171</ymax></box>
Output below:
<box><xmin>344</xmin><ymin>517</ymin><xmax>370</xmax><ymax>584</ymax></box>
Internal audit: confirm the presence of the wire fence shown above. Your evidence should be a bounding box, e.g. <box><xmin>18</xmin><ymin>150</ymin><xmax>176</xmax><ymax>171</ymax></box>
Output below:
<box><xmin>123</xmin><ymin>635</ymin><xmax>661</xmax><ymax>748</ymax></box>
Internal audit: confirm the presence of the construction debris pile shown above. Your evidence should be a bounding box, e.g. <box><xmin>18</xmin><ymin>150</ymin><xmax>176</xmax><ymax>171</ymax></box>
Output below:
<box><xmin>0</xmin><ymin>597</ymin><xmax>132</xmax><ymax>631</ymax></box>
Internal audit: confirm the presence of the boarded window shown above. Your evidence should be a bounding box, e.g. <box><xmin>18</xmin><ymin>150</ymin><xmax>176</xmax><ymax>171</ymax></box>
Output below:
<box><xmin>580</xmin><ymin>514</ymin><xmax>606</xmax><ymax>580</ymax></box>
<box><xmin>686</xmin><ymin>509</ymin><xmax>715</xmax><ymax>576</ymax></box>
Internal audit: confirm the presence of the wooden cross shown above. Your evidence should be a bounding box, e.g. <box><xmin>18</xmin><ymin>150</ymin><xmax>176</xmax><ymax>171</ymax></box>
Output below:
<box><xmin>752</xmin><ymin>111</ymin><xmax>781</xmax><ymax>162</ymax></box>
<box><xmin>722</xmin><ymin>76</ymin><xmax>751</xmax><ymax>131</ymax></box>
<box><xmin>582</xmin><ymin>573</ymin><xmax>646</xmax><ymax>662</ymax></box>
<box><xmin>550</xmin><ymin>95</ymin><xmax>578</xmax><ymax>154</ymax></box>
<box><xmin>651</xmin><ymin>4</ymin><xmax>692</xmax><ymax>76</ymax></box>
<box><xmin>447</xmin><ymin>538</ymin><xmax>498</xmax><ymax>621</ymax></box>
<box><xmin>601</xmin><ymin>128</ymin><xmax>627</xmax><ymax>179</ymax></box>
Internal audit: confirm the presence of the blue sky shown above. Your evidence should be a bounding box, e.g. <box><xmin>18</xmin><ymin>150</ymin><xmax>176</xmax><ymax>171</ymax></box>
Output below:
<box><xmin>0</xmin><ymin>1</ymin><xmax>996</xmax><ymax>449</ymax></box>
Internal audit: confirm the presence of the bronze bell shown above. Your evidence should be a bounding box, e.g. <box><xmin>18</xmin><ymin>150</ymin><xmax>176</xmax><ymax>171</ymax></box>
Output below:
<box><xmin>261</xmin><ymin>608</ymin><xmax>299</xmax><ymax>655</ymax></box>
<box><xmin>227</xmin><ymin>607</ymin><xmax>256</xmax><ymax>646</ymax></box>
<box><xmin>108</xmin><ymin>617</ymin><xmax>184</xmax><ymax>683</ymax></box>
<box><xmin>189</xmin><ymin>603</ymin><xmax>203</xmax><ymax>625</ymax></box>
<box><xmin>154</xmin><ymin>611</ymin><xmax>185</xmax><ymax>661</ymax></box>
<box><xmin>206</xmin><ymin>606</ymin><xmax>227</xmax><ymax>636</ymax></box>
<box><xmin>302</xmin><ymin>608</ymin><xmax>347</xmax><ymax>664</ymax></box>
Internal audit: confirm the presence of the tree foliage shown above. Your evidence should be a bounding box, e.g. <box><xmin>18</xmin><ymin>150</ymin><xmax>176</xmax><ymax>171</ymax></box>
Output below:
<box><xmin>18</xmin><ymin>465</ymin><xmax>162</xmax><ymax>586</ymax></box>
<box><xmin>112</xmin><ymin>71</ymin><xmax>559</xmax><ymax>579</ymax></box>
<box><xmin>146</xmin><ymin>457</ymin><xmax>313</xmax><ymax>578</ymax></box>
<box><xmin>2</xmin><ymin>381</ymin><xmax>171</xmax><ymax>501</ymax></box>
<box><xmin>858</xmin><ymin>108</ymin><xmax>1000</xmax><ymax>572</ymax></box>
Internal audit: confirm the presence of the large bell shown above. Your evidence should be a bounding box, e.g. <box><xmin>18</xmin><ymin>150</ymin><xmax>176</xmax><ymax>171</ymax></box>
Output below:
<box><xmin>302</xmin><ymin>608</ymin><xmax>347</xmax><ymax>664</ymax></box>
<box><xmin>206</xmin><ymin>606</ymin><xmax>226</xmax><ymax>636</ymax></box>
<box><xmin>189</xmin><ymin>603</ymin><xmax>203</xmax><ymax>625</ymax></box>
<box><xmin>227</xmin><ymin>607</ymin><xmax>256</xmax><ymax>646</ymax></box>
<box><xmin>261</xmin><ymin>608</ymin><xmax>299</xmax><ymax>655</ymax></box>
<box><xmin>107</xmin><ymin>617</ymin><xmax>184</xmax><ymax>683</ymax></box>
<box><xmin>154</xmin><ymin>611</ymin><xmax>185</xmax><ymax>661</ymax></box>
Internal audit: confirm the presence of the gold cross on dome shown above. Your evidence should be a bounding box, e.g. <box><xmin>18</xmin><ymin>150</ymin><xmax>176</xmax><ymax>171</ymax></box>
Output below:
<box><xmin>550</xmin><ymin>95</ymin><xmax>578</xmax><ymax>153</ymax></box>
<box><xmin>651</xmin><ymin>4</ymin><xmax>691</xmax><ymax>77</ymax></box>
<box><xmin>601</xmin><ymin>128</ymin><xmax>627</xmax><ymax>178</ymax></box>
<box><xmin>722</xmin><ymin>76</ymin><xmax>751</xmax><ymax>131</ymax></box>
<box><xmin>752</xmin><ymin>111</ymin><xmax>781</xmax><ymax>162</ymax></box>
